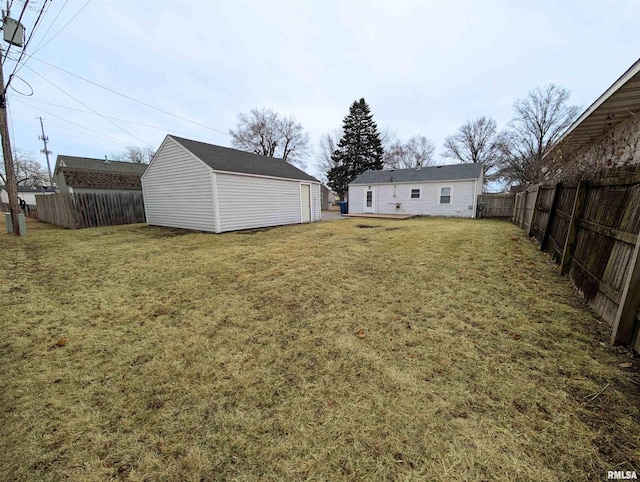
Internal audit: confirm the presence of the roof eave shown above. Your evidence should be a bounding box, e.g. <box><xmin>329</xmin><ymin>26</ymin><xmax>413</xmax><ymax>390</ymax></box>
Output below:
<box><xmin>547</xmin><ymin>57</ymin><xmax>640</xmax><ymax>160</ymax></box>
<box><xmin>350</xmin><ymin>177</ymin><xmax>481</xmax><ymax>185</ymax></box>
<box><xmin>211</xmin><ymin>168</ymin><xmax>320</xmax><ymax>184</ymax></box>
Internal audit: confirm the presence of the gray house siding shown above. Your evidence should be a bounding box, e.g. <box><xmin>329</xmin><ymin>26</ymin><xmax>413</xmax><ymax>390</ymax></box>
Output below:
<box><xmin>216</xmin><ymin>173</ymin><xmax>319</xmax><ymax>232</ymax></box>
<box><xmin>311</xmin><ymin>183</ymin><xmax>321</xmax><ymax>221</ymax></box>
<box><xmin>54</xmin><ymin>172</ymin><xmax>70</xmax><ymax>193</ymax></box>
<box><xmin>142</xmin><ymin>137</ymin><xmax>216</xmax><ymax>232</ymax></box>
<box><xmin>142</xmin><ymin>135</ymin><xmax>321</xmax><ymax>233</ymax></box>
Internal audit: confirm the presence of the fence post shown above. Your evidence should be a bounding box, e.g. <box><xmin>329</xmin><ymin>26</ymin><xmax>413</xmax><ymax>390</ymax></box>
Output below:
<box><xmin>560</xmin><ymin>180</ymin><xmax>587</xmax><ymax>276</ymax></box>
<box><xmin>511</xmin><ymin>195</ymin><xmax>516</xmax><ymax>224</ymax></box>
<box><xmin>610</xmin><ymin>236</ymin><xmax>640</xmax><ymax>345</ymax></box>
<box><xmin>527</xmin><ymin>185</ymin><xmax>540</xmax><ymax>238</ymax></box>
<box><xmin>521</xmin><ymin>190</ymin><xmax>527</xmax><ymax>229</ymax></box>
<box><xmin>540</xmin><ymin>182</ymin><xmax>562</xmax><ymax>252</ymax></box>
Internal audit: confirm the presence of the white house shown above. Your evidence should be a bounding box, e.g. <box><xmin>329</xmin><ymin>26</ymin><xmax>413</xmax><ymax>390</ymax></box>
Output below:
<box><xmin>348</xmin><ymin>163</ymin><xmax>483</xmax><ymax>218</ymax></box>
<box><xmin>142</xmin><ymin>135</ymin><xmax>321</xmax><ymax>233</ymax></box>
<box><xmin>0</xmin><ymin>185</ymin><xmax>55</xmax><ymax>206</ymax></box>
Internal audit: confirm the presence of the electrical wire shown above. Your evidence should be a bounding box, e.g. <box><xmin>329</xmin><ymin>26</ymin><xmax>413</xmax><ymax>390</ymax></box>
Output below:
<box><xmin>13</xmin><ymin>96</ymin><xmax>215</xmax><ymax>140</ymax></box>
<box><xmin>1</xmin><ymin>0</ymin><xmax>30</xmax><ymax>69</ymax></box>
<box><xmin>6</xmin><ymin>100</ymin><xmax>17</xmax><ymax>150</ymax></box>
<box><xmin>28</xmin><ymin>0</ymin><xmax>69</xmax><ymax>54</ymax></box>
<box><xmin>5</xmin><ymin>0</ymin><xmax>52</xmax><ymax>92</ymax></box>
<box><xmin>28</xmin><ymin>56</ymin><xmax>231</xmax><ymax>136</ymax></box>
<box><xmin>8</xmin><ymin>74</ymin><xmax>33</xmax><ymax>95</ymax></box>
<box><xmin>11</xmin><ymin>103</ymin><xmax>133</xmax><ymax>147</ymax></box>
<box><xmin>23</xmin><ymin>64</ymin><xmax>154</xmax><ymax>148</ymax></box>
<box><xmin>30</xmin><ymin>0</ymin><xmax>91</xmax><ymax>56</ymax></box>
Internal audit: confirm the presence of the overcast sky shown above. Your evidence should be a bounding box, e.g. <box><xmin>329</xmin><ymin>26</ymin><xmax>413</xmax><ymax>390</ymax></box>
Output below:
<box><xmin>4</xmin><ymin>0</ymin><xmax>640</xmax><ymax>180</ymax></box>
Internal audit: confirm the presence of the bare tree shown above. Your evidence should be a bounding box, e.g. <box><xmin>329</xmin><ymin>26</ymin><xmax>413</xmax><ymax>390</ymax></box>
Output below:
<box><xmin>497</xmin><ymin>84</ymin><xmax>580</xmax><ymax>186</ymax></box>
<box><xmin>378</xmin><ymin>126</ymin><xmax>397</xmax><ymax>154</ymax></box>
<box><xmin>443</xmin><ymin>117</ymin><xmax>500</xmax><ymax>163</ymax></box>
<box><xmin>316</xmin><ymin>128</ymin><xmax>342</xmax><ymax>182</ymax></box>
<box><xmin>384</xmin><ymin>135</ymin><xmax>436</xmax><ymax>169</ymax></box>
<box><xmin>0</xmin><ymin>149</ymin><xmax>48</xmax><ymax>186</ymax></box>
<box><xmin>111</xmin><ymin>145</ymin><xmax>155</xmax><ymax>164</ymax></box>
<box><xmin>230</xmin><ymin>108</ymin><xmax>310</xmax><ymax>167</ymax></box>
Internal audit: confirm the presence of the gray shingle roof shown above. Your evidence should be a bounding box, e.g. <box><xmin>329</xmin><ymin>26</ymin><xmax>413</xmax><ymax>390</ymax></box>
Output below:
<box><xmin>55</xmin><ymin>155</ymin><xmax>148</xmax><ymax>175</ymax></box>
<box><xmin>170</xmin><ymin>135</ymin><xmax>319</xmax><ymax>182</ymax></box>
<box><xmin>60</xmin><ymin>168</ymin><xmax>142</xmax><ymax>190</ymax></box>
<box><xmin>350</xmin><ymin>163</ymin><xmax>484</xmax><ymax>185</ymax></box>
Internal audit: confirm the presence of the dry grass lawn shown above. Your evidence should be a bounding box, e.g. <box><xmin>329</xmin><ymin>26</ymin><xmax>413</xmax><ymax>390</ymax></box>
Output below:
<box><xmin>1</xmin><ymin>216</ymin><xmax>639</xmax><ymax>481</ymax></box>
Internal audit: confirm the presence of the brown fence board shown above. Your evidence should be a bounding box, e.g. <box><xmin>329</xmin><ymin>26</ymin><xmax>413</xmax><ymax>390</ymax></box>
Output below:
<box><xmin>477</xmin><ymin>193</ymin><xmax>514</xmax><ymax>218</ymax></box>
<box><xmin>532</xmin><ymin>186</ymin><xmax>556</xmax><ymax>242</ymax></box>
<box><xmin>511</xmin><ymin>165</ymin><xmax>640</xmax><ymax>347</ymax></box>
<box><xmin>37</xmin><ymin>192</ymin><xmax>145</xmax><ymax>230</ymax></box>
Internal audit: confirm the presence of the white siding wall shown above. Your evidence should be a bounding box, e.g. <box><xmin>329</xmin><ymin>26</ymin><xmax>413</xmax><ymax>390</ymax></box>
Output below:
<box><xmin>348</xmin><ymin>180</ymin><xmax>478</xmax><ymax>217</ymax></box>
<box><xmin>348</xmin><ymin>186</ymin><xmax>365</xmax><ymax>213</ymax></box>
<box><xmin>54</xmin><ymin>172</ymin><xmax>70</xmax><ymax>193</ymax></box>
<box><xmin>216</xmin><ymin>174</ymin><xmax>319</xmax><ymax>232</ymax></box>
<box><xmin>2</xmin><ymin>191</ymin><xmax>54</xmax><ymax>204</ymax></box>
<box><xmin>142</xmin><ymin>137</ymin><xmax>216</xmax><ymax>232</ymax></box>
<box><xmin>311</xmin><ymin>183</ymin><xmax>321</xmax><ymax>222</ymax></box>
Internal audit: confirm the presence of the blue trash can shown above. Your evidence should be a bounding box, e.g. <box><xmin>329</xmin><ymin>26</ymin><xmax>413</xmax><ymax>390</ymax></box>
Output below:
<box><xmin>339</xmin><ymin>201</ymin><xmax>348</xmax><ymax>214</ymax></box>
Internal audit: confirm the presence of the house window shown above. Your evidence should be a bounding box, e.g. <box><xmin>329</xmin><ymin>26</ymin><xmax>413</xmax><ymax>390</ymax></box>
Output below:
<box><xmin>366</xmin><ymin>190</ymin><xmax>373</xmax><ymax>207</ymax></box>
<box><xmin>410</xmin><ymin>189</ymin><xmax>421</xmax><ymax>199</ymax></box>
<box><xmin>440</xmin><ymin>187</ymin><xmax>451</xmax><ymax>204</ymax></box>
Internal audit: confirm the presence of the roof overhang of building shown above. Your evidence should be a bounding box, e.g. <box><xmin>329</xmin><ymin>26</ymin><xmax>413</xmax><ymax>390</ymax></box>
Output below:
<box><xmin>549</xmin><ymin>57</ymin><xmax>640</xmax><ymax>160</ymax></box>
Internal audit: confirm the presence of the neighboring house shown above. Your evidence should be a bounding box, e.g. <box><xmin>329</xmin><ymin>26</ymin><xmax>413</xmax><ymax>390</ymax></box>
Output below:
<box><xmin>348</xmin><ymin>163</ymin><xmax>484</xmax><ymax>218</ymax></box>
<box><xmin>546</xmin><ymin>57</ymin><xmax>640</xmax><ymax>174</ymax></box>
<box><xmin>142</xmin><ymin>135</ymin><xmax>321</xmax><ymax>233</ymax></box>
<box><xmin>320</xmin><ymin>184</ymin><xmax>332</xmax><ymax>210</ymax></box>
<box><xmin>53</xmin><ymin>155</ymin><xmax>147</xmax><ymax>194</ymax></box>
<box><xmin>0</xmin><ymin>185</ymin><xmax>55</xmax><ymax>205</ymax></box>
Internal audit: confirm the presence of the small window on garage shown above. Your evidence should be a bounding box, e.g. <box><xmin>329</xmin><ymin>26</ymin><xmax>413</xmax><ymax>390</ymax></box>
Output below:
<box><xmin>440</xmin><ymin>187</ymin><xmax>451</xmax><ymax>204</ymax></box>
<box><xmin>410</xmin><ymin>188</ymin><xmax>421</xmax><ymax>199</ymax></box>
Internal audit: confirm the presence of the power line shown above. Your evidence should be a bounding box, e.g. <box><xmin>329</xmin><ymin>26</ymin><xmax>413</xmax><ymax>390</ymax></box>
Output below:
<box><xmin>23</xmin><ymin>63</ymin><xmax>154</xmax><ymax>148</ymax></box>
<box><xmin>11</xmin><ymin>0</ymin><xmax>67</xmax><ymax>79</ymax></box>
<box><xmin>6</xmin><ymin>98</ymin><xmax>16</xmax><ymax>148</ymax></box>
<box><xmin>5</xmin><ymin>0</ymin><xmax>51</xmax><ymax>91</ymax></box>
<box><xmin>30</xmin><ymin>0</ymin><xmax>91</xmax><ymax>56</ymax></box>
<box><xmin>11</xmin><ymin>103</ymin><xmax>133</xmax><ymax>147</ymax></box>
<box><xmin>1</xmin><ymin>0</ymin><xmax>29</xmax><ymax>69</ymax></box>
<box><xmin>28</xmin><ymin>56</ymin><xmax>231</xmax><ymax>136</ymax></box>
<box><xmin>28</xmin><ymin>0</ymin><xmax>69</xmax><ymax>54</ymax></box>
<box><xmin>13</xmin><ymin>96</ymin><xmax>214</xmax><ymax>140</ymax></box>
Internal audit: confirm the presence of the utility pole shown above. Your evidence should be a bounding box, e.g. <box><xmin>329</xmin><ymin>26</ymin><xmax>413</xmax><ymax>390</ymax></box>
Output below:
<box><xmin>38</xmin><ymin>116</ymin><xmax>53</xmax><ymax>187</ymax></box>
<box><xmin>0</xmin><ymin>47</ymin><xmax>20</xmax><ymax>235</ymax></box>
<box><xmin>0</xmin><ymin>4</ymin><xmax>26</xmax><ymax>236</ymax></box>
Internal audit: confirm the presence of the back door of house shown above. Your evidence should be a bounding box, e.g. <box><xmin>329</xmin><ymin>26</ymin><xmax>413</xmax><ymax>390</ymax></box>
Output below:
<box><xmin>364</xmin><ymin>187</ymin><xmax>376</xmax><ymax>213</ymax></box>
<box><xmin>301</xmin><ymin>184</ymin><xmax>311</xmax><ymax>223</ymax></box>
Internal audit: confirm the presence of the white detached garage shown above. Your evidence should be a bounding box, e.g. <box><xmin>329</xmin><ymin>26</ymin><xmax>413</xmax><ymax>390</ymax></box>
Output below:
<box><xmin>142</xmin><ymin>135</ymin><xmax>321</xmax><ymax>233</ymax></box>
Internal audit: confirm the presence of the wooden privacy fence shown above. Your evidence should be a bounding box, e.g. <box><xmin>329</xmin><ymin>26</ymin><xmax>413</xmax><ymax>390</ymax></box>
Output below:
<box><xmin>36</xmin><ymin>192</ymin><xmax>145</xmax><ymax>229</ymax></box>
<box><xmin>477</xmin><ymin>193</ymin><xmax>514</xmax><ymax>218</ymax></box>
<box><xmin>512</xmin><ymin>165</ymin><xmax>640</xmax><ymax>349</ymax></box>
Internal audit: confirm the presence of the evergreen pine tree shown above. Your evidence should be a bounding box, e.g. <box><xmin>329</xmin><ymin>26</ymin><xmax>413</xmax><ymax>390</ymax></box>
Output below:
<box><xmin>327</xmin><ymin>98</ymin><xmax>384</xmax><ymax>200</ymax></box>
